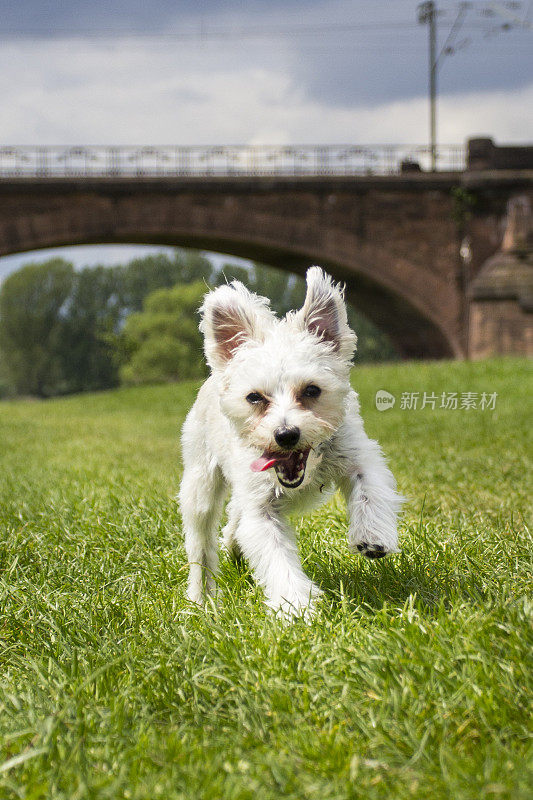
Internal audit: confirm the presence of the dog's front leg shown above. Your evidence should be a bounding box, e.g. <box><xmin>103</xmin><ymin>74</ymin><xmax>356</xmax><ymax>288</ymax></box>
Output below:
<box><xmin>234</xmin><ymin>506</ymin><xmax>321</xmax><ymax>619</ymax></box>
<box><xmin>339</xmin><ymin>430</ymin><xmax>403</xmax><ymax>559</ymax></box>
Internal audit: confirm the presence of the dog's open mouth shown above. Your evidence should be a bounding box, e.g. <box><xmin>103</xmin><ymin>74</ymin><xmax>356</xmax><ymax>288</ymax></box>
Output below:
<box><xmin>250</xmin><ymin>448</ymin><xmax>310</xmax><ymax>488</ymax></box>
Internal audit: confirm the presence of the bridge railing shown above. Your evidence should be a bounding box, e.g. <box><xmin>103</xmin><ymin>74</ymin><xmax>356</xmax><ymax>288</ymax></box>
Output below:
<box><xmin>0</xmin><ymin>144</ymin><xmax>465</xmax><ymax>178</ymax></box>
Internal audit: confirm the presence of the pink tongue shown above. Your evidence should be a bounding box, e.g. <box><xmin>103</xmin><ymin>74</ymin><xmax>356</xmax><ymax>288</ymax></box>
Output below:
<box><xmin>250</xmin><ymin>455</ymin><xmax>278</xmax><ymax>473</ymax></box>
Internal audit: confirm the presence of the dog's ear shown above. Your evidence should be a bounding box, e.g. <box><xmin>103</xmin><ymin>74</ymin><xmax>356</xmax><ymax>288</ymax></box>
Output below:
<box><xmin>297</xmin><ymin>267</ymin><xmax>357</xmax><ymax>363</ymax></box>
<box><xmin>200</xmin><ymin>281</ymin><xmax>274</xmax><ymax>369</ymax></box>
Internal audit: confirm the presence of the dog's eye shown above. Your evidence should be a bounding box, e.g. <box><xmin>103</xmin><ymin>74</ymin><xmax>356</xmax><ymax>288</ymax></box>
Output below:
<box><xmin>246</xmin><ymin>392</ymin><xmax>266</xmax><ymax>405</ymax></box>
<box><xmin>303</xmin><ymin>384</ymin><xmax>321</xmax><ymax>399</ymax></box>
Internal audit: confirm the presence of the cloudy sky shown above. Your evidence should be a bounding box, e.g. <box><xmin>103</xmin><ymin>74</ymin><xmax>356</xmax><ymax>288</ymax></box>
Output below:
<box><xmin>0</xmin><ymin>0</ymin><xmax>531</xmax><ymax>277</ymax></box>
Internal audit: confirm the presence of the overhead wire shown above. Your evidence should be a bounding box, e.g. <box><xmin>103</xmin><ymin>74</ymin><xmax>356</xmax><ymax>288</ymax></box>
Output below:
<box><xmin>1</xmin><ymin>15</ymin><xmax>530</xmax><ymax>41</ymax></box>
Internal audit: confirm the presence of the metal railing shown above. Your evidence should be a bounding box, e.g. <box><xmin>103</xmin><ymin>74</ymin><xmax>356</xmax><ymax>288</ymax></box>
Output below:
<box><xmin>0</xmin><ymin>144</ymin><xmax>465</xmax><ymax>178</ymax></box>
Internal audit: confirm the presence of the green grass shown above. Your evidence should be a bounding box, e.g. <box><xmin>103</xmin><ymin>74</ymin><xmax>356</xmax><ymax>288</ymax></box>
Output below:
<box><xmin>0</xmin><ymin>358</ymin><xmax>531</xmax><ymax>800</ymax></box>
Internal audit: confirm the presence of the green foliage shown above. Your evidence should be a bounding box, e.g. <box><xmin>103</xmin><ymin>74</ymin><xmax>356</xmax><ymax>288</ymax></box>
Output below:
<box><xmin>117</xmin><ymin>251</ymin><xmax>213</xmax><ymax>314</ymax></box>
<box><xmin>58</xmin><ymin>265</ymin><xmax>123</xmax><ymax>394</ymax></box>
<box><xmin>0</xmin><ymin>359</ymin><xmax>531</xmax><ymax>799</ymax></box>
<box><xmin>61</xmin><ymin>251</ymin><xmax>213</xmax><ymax>393</ymax></box>
<box><xmin>119</xmin><ymin>282</ymin><xmax>207</xmax><ymax>385</ymax></box>
<box><xmin>0</xmin><ymin>259</ymin><xmax>75</xmax><ymax>396</ymax></box>
<box><xmin>0</xmin><ymin>251</ymin><xmax>214</xmax><ymax>397</ymax></box>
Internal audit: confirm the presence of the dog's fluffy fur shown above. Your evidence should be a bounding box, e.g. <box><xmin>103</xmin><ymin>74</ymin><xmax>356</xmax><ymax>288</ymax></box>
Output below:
<box><xmin>179</xmin><ymin>267</ymin><xmax>402</xmax><ymax>618</ymax></box>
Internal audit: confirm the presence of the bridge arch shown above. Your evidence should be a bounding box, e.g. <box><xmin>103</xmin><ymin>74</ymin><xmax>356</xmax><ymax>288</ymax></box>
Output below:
<box><xmin>0</xmin><ymin>176</ymin><xmax>464</xmax><ymax>358</ymax></box>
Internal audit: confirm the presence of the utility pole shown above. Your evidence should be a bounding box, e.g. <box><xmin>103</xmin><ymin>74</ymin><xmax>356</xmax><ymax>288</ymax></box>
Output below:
<box><xmin>417</xmin><ymin>1</ymin><xmax>528</xmax><ymax>172</ymax></box>
<box><xmin>418</xmin><ymin>2</ymin><xmax>438</xmax><ymax>171</ymax></box>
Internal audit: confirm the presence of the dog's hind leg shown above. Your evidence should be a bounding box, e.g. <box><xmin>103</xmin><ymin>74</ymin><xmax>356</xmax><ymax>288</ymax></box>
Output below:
<box><xmin>179</xmin><ymin>442</ymin><xmax>226</xmax><ymax>605</ymax></box>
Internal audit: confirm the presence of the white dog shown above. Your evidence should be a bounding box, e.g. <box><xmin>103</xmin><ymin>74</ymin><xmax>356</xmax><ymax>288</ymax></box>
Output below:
<box><xmin>179</xmin><ymin>267</ymin><xmax>402</xmax><ymax>618</ymax></box>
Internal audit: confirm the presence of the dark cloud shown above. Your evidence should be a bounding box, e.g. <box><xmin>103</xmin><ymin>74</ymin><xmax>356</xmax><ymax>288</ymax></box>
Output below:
<box><xmin>1</xmin><ymin>0</ymin><xmax>531</xmax><ymax>107</ymax></box>
<box><xmin>0</xmin><ymin>1</ymin><xmax>326</xmax><ymax>34</ymax></box>
<box><xmin>289</xmin><ymin>24</ymin><xmax>532</xmax><ymax>107</ymax></box>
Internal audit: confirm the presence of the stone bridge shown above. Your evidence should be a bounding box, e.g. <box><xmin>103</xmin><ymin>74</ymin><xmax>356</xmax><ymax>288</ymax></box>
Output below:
<box><xmin>0</xmin><ymin>139</ymin><xmax>531</xmax><ymax>359</ymax></box>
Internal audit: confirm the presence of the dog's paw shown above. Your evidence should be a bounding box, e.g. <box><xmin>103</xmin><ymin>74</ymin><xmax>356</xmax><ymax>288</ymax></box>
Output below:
<box><xmin>186</xmin><ymin>585</ymin><xmax>205</xmax><ymax>605</ymax></box>
<box><xmin>347</xmin><ymin>523</ymin><xmax>399</xmax><ymax>558</ymax></box>
<box><xmin>355</xmin><ymin>542</ymin><xmax>389</xmax><ymax>559</ymax></box>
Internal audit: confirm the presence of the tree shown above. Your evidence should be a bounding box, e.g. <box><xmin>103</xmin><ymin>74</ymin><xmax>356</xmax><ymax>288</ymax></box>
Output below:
<box><xmin>57</xmin><ymin>265</ymin><xmax>123</xmax><ymax>393</ymax></box>
<box><xmin>117</xmin><ymin>250</ymin><xmax>214</xmax><ymax>314</ymax></box>
<box><xmin>0</xmin><ymin>259</ymin><xmax>75</xmax><ymax>396</ymax></box>
<box><xmin>118</xmin><ymin>282</ymin><xmax>207</xmax><ymax>386</ymax></box>
<box><xmin>59</xmin><ymin>251</ymin><xmax>214</xmax><ymax>393</ymax></box>
<box><xmin>0</xmin><ymin>250</ymin><xmax>216</xmax><ymax>397</ymax></box>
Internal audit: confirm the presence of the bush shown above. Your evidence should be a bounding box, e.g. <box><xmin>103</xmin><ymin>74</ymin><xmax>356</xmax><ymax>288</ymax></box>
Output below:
<box><xmin>119</xmin><ymin>282</ymin><xmax>207</xmax><ymax>386</ymax></box>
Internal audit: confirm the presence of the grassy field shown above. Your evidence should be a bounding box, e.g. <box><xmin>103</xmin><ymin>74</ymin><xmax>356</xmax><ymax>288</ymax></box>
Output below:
<box><xmin>0</xmin><ymin>358</ymin><xmax>531</xmax><ymax>800</ymax></box>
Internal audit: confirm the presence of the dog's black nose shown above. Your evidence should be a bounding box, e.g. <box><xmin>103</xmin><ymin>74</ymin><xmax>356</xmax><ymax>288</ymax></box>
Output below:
<box><xmin>274</xmin><ymin>426</ymin><xmax>300</xmax><ymax>449</ymax></box>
